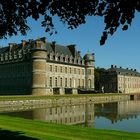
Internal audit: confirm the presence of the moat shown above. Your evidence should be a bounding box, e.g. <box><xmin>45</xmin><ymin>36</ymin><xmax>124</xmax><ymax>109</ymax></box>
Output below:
<box><xmin>0</xmin><ymin>98</ymin><xmax>140</xmax><ymax>132</ymax></box>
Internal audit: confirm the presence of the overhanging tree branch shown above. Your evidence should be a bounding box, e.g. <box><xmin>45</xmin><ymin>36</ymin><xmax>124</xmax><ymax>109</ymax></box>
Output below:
<box><xmin>0</xmin><ymin>0</ymin><xmax>139</xmax><ymax>45</ymax></box>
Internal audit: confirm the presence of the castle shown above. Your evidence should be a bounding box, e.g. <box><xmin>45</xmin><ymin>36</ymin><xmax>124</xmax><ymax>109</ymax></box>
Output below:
<box><xmin>101</xmin><ymin>65</ymin><xmax>140</xmax><ymax>93</ymax></box>
<box><xmin>0</xmin><ymin>37</ymin><xmax>95</xmax><ymax>95</ymax></box>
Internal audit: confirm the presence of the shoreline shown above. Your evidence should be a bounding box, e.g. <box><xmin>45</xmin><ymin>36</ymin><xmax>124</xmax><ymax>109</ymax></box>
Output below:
<box><xmin>0</xmin><ymin>93</ymin><xmax>131</xmax><ymax>108</ymax></box>
<box><xmin>0</xmin><ymin>94</ymin><xmax>140</xmax><ymax>139</ymax></box>
<box><xmin>0</xmin><ymin>93</ymin><xmax>139</xmax><ymax>112</ymax></box>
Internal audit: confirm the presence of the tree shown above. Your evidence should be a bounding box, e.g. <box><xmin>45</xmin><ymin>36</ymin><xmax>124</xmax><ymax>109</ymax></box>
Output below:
<box><xmin>94</xmin><ymin>67</ymin><xmax>106</xmax><ymax>91</ymax></box>
<box><xmin>0</xmin><ymin>0</ymin><xmax>140</xmax><ymax>45</ymax></box>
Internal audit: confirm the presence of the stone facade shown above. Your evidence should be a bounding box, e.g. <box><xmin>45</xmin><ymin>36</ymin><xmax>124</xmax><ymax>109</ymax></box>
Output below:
<box><xmin>102</xmin><ymin>65</ymin><xmax>140</xmax><ymax>93</ymax></box>
<box><xmin>0</xmin><ymin>37</ymin><xmax>95</xmax><ymax>95</ymax></box>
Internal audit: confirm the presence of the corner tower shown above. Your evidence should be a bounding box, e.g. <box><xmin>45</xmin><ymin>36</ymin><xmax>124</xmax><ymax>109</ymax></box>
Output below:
<box><xmin>84</xmin><ymin>53</ymin><xmax>95</xmax><ymax>89</ymax></box>
<box><xmin>31</xmin><ymin>38</ymin><xmax>47</xmax><ymax>95</ymax></box>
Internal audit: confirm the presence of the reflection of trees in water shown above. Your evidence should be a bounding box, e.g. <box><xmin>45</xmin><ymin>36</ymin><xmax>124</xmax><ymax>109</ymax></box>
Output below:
<box><xmin>94</xmin><ymin>100</ymin><xmax>140</xmax><ymax>123</ymax></box>
<box><xmin>95</xmin><ymin>102</ymin><xmax>118</xmax><ymax>124</ymax></box>
<box><xmin>1</xmin><ymin>111</ymin><xmax>33</xmax><ymax>119</ymax></box>
<box><xmin>3</xmin><ymin>100</ymin><xmax>140</xmax><ymax>126</ymax></box>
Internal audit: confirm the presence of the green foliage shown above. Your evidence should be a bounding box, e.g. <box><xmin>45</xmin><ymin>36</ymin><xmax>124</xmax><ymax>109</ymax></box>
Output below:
<box><xmin>95</xmin><ymin>67</ymin><xmax>106</xmax><ymax>90</ymax></box>
<box><xmin>0</xmin><ymin>0</ymin><xmax>140</xmax><ymax>45</ymax></box>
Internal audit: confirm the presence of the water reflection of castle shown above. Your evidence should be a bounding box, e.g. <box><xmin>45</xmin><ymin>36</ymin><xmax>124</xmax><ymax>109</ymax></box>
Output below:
<box><xmin>3</xmin><ymin>104</ymin><xmax>95</xmax><ymax>127</ymax></box>
<box><xmin>33</xmin><ymin>104</ymin><xmax>94</xmax><ymax>127</ymax></box>
<box><xmin>95</xmin><ymin>100</ymin><xmax>140</xmax><ymax>123</ymax></box>
<box><xmin>3</xmin><ymin>100</ymin><xmax>140</xmax><ymax>126</ymax></box>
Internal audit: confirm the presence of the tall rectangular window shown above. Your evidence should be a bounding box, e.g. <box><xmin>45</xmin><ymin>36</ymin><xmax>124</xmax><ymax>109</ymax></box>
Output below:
<box><xmin>50</xmin><ymin>65</ymin><xmax>52</xmax><ymax>72</ymax></box>
<box><xmin>78</xmin><ymin>69</ymin><xmax>80</xmax><ymax>75</ymax></box>
<box><xmin>65</xmin><ymin>67</ymin><xmax>67</xmax><ymax>73</ymax></box>
<box><xmin>70</xmin><ymin>78</ymin><xmax>72</xmax><ymax>87</ymax></box>
<box><xmin>87</xmin><ymin>69</ymin><xmax>91</xmax><ymax>75</ymax></box>
<box><xmin>55</xmin><ymin>77</ymin><xmax>57</xmax><ymax>87</ymax></box>
<box><xmin>82</xmin><ymin>79</ymin><xmax>84</xmax><ymax>87</ymax></box>
<box><xmin>55</xmin><ymin>66</ymin><xmax>57</xmax><ymax>72</ymax></box>
<box><xmin>70</xmin><ymin>67</ymin><xmax>72</xmax><ymax>74</ymax></box>
<box><xmin>60</xmin><ymin>77</ymin><xmax>63</xmax><ymax>87</ymax></box>
<box><xmin>74</xmin><ymin>68</ymin><xmax>76</xmax><ymax>74</ymax></box>
<box><xmin>50</xmin><ymin>77</ymin><xmax>52</xmax><ymax>87</ymax></box>
<box><xmin>82</xmin><ymin>69</ymin><xmax>84</xmax><ymax>75</ymax></box>
<box><xmin>65</xmin><ymin>78</ymin><xmax>67</xmax><ymax>87</ymax></box>
<box><xmin>78</xmin><ymin>79</ymin><xmax>80</xmax><ymax>87</ymax></box>
<box><xmin>60</xmin><ymin>66</ymin><xmax>62</xmax><ymax>73</ymax></box>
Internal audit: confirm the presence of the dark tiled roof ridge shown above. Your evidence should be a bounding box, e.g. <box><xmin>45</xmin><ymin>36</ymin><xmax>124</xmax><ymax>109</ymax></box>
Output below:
<box><xmin>0</xmin><ymin>39</ymin><xmax>82</xmax><ymax>58</ymax></box>
<box><xmin>108</xmin><ymin>67</ymin><xmax>140</xmax><ymax>76</ymax></box>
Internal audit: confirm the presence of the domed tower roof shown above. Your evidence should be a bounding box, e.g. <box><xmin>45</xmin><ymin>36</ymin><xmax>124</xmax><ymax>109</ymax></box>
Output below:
<box><xmin>83</xmin><ymin>53</ymin><xmax>94</xmax><ymax>61</ymax></box>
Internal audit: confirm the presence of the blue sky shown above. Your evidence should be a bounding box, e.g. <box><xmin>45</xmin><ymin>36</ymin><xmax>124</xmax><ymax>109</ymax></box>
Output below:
<box><xmin>1</xmin><ymin>14</ymin><xmax>140</xmax><ymax>71</ymax></box>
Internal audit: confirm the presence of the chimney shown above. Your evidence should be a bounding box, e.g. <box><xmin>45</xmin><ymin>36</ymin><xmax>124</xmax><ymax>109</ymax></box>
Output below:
<box><xmin>77</xmin><ymin>51</ymin><xmax>81</xmax><ymax>57</ymax></box>
<box><xmin>51</xmin><ymin>41</ymin><xmax>56</xmax><ymax>53</ymax></box>
<box><xmin>111</xmin><ymin>65</ymin><xmax>114</xmax><ymax>68</ymax></box>
<box><xmin>114</xmin><ymin>65</ymin><xmax>117</xmax><ymax>68</ymax></box>
<box><xmin>131</xmin><ymin>68</ymin><xmax>133</xmax><ymax>71</ymax></box>
<box><xmin>126</xmin><ymin>68</ymin><xmax>128</xmax><ymax>70</ymax></box>
<box><xmin>134</xmin><ymin>69</ymin><xmax>137</xmax><ymax>72</ymax></box>
<box><xmin>78</xmin><ymin>51</ymin><xmax>81</xmax><ymax>54</ymax></box>
<box><xmin>120</xmin><ymin>66</ymin><xmax>122</xmax><ymax>69</ymax></box>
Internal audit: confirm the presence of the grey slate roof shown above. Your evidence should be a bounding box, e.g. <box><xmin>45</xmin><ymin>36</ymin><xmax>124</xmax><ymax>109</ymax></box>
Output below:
<box><xmin>46</xmin><ymin>42</ymin><xmax>73</xmax><ymax>57</ymax></box>
<box><xmin>83</xmin><ymin>53</ymin><xmax>94</xmax><ymax>61</ymax></box>
<box><xmin>0</xmin><ymin>38</ymin><xmax>81</xmax><ymax>58</ymax></box>
<box><xmin>108</xmin><ymin>67</ymin><xmax>140</xmax><ymax>76</ymax></box>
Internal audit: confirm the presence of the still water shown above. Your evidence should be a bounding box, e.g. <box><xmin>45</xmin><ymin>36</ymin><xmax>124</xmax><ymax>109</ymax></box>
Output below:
<box><xmin>1</xmin><ymin>99</ymin><xmax>140</xmax><ymax>132</ymax></box>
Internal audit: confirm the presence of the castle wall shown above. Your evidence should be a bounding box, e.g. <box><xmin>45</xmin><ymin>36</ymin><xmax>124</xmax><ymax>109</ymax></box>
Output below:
<box><xmin>0</xmin><ymin>38</ymin><xmax>95</xmax><ymax>95</ymax></box>
<box><xmin>85</xmin><ymin>67</ymin><xmax>94</xmax><ymax>89</ymax></box>
<box><xmin>102</xmin><ymin>66</ymin><xmax>140</xmax><ymax>93</ymax></box>
<box><xmin>0</xmin><ymin>61</ymin><xmax>32</xmax><ymax>95</ymax></box>
<box><xmin>31</xmin><ymin>41</ymin><xmax>47</xmax><ymax>95</ymax></box>
<box><xmin>45</xmin><ymin>62</ymin><xmax>85</xmax><ymax>95</ymax></box>
<box><xmin>117</xmin><ymin>75</ymin><xmax>140</xmax><ymax>93</ymax></box>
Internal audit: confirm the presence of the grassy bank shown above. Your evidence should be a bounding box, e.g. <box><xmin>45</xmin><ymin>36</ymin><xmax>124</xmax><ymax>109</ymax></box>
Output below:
<box><xmin>0</xmin><ymin>115</ymin><xmax>140</xmax><ymax>140</ymax></box>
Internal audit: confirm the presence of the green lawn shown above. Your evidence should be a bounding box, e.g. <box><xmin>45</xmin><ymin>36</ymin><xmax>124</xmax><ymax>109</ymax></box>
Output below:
<box><xmin>0</xmin><ymin>115</ymin><xmax>140</xmax><ymax>140</ymax></box>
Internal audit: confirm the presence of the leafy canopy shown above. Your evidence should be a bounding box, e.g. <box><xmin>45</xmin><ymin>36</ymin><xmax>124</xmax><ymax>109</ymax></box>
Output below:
<box><xmin>0</xmin><ymin>0</ymin><xmax>139</xmax><ymax>45</ymax></box>
<box><xmin>95</xmin><ymin>67</ymin><xmax>106</xmax><ymax>90</ymax></box>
